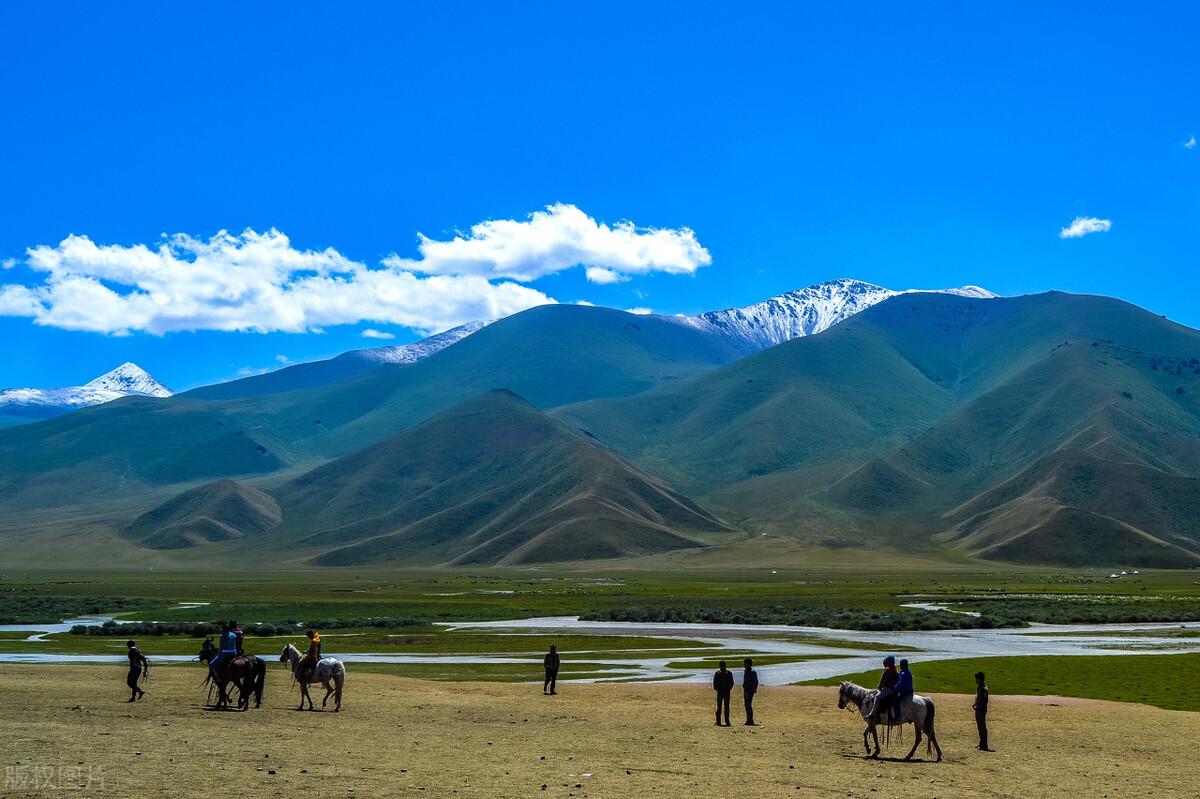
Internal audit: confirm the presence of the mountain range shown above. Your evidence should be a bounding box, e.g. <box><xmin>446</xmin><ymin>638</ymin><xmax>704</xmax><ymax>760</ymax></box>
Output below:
<box><xmin>1</xmin><ymin>279</ymin><xmax>1197</xmax><ymax>570</ymax></box>
<box><xmin>0</xmin><ymin>362</ymin><xmax>172</xmax><ymax>426</ymax></box>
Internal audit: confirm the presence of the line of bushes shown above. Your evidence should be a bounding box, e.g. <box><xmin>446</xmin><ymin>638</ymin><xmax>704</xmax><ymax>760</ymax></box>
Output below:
<box><xmin>579</xmin><ymin>605</ymin><xmax>1018</xmax><ymax>631</ymax></box>
<box><xmin>0</xmin><ymin>596</ymin><xmax>154</xmax><ymax>624</ymax></box>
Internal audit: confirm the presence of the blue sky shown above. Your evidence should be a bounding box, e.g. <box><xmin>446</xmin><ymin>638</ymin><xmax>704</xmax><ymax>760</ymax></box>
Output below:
<box><xmin>1</xmin><ymin>2</ymin><xmax>1197</xmax><ymax>391</ymax></box>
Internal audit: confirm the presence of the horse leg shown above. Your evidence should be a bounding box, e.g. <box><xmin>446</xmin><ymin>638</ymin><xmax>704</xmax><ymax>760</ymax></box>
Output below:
<box><xmin>906</xmin><ymin>725</ymin><xmax>921</xmax><ymax>761</ymax></box>
<box><xmin>321</xmin><ymin>678</ymin><xmax>333</xmax><ymax>708</ymax></box>
<box><xmin>334</xmin><ymin>676</ymin><xmax>342</xmax><ymax>712</ymax></box>
<box><xmin>929</xmin><ymin>728</ymin><xmax>942</xmax><ymax>762</ymax></box>
<box><xmin>862</xmin><ymin>725</ymin><xmax>871</xmax><ymax>754</ymax></box>
<box><xmin>303</xmin><ymin>681</ymin><xmax>315</xmax><ymax>711</ymax></box>
<box><xmin>870</xmin><ymin>725</ymin><xmax>881</xmax><ymax>758</ymax></box>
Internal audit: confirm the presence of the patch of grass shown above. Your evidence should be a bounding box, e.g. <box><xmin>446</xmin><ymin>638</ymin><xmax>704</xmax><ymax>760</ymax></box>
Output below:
<box><xmin>0</xmin><ymin>594</ymin><xmax>155</xmax><ymax>623</ymax></box>
<box><xmin>1024</xmin><ymin>628</ymin><xmax>1200</xmax><ymax>639</ymax></box>
<box><xmin>800</xmin><ymin>653</ymin><xmax>1200</xmax><ymax>712</ymax></box>
<box><xmin>348</xmin><ymin>661</ymin><xmax>631</xmax><ymax>682</ymax></box>
<box><xmin>665</xmin><ymin>654</ymin><xmax>841</xmax><ymax>669</ymax></box>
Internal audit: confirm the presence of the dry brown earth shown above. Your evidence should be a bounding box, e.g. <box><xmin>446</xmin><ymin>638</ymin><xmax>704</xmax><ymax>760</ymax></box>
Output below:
<box><xmin>6</xmin><ymin>665</ymin><xmax>1198</xmax><ymax>798</ymax></box>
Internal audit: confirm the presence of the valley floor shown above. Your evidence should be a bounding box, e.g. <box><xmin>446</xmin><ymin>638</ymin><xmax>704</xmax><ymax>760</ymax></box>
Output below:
<box><xmin>6</xmin><ymin>665</ymin><xmax>1199</xmax><ymax>798</ymax></box>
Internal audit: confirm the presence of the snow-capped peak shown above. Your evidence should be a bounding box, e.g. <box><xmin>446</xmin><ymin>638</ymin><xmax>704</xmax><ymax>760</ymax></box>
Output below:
<box><xmin>0</xmin><ymin>363</ymin><xmax>173</xmax><ymax>419</ymax></box>
<box><xmin>83</xmin><ymin>362</ymin><xmax>173</xmax><ymax>398</ymax></box>
<box><xmin>675</xmin><ymin>278</ymin><xmax>997</xmax><ymax>353</ymax></box>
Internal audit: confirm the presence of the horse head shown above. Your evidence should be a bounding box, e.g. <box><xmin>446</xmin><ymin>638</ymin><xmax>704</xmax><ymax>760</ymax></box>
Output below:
<box><xmin>279</xmin><ymin>643</ymin><xmax>295</xmax><ymax>665</ymax></box>
<box><xmin>837</xmin><ymin>680</ymin><xmax>849</xmax><ymax>709</ymax></box>
<box><xmin>198</xmin><ymin>637</ymin><xmax>216</xmax><ymax>663</ymax></box>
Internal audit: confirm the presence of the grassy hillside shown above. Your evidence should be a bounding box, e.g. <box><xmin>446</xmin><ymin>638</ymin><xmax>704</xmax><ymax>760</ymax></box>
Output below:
<box><xmin>557</xmin><ymin>291</ymin><xmax>1200</xmax><ymax>563</ymax></box>
<box><xmin>266</xmin><ymin>390</ymin><xmax>730</xmax><ymax>566</ymax></box>
<box><xmin>0</xmin><ymin>304</ymin><xmax>741</xmax><ymax>510</ymax></box>
<box><xmin>122</xmin><ymin>479</ymin><xmax>282</xmax><ymax>549</ymax></box>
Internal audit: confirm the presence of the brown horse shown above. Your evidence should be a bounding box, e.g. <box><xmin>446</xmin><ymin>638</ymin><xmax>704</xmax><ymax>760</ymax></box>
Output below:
<box><xmin>198</xmin><ymin>638</ymin><xmax>265</xmax><ymax>710</ymax></box>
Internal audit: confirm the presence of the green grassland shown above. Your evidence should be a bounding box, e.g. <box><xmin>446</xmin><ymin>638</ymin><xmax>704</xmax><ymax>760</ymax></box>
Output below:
<box><xmin>4</xmin><ymin>565</ymin><xmax>1199</xmax><ymax>630</ymax></box>
<box><xmin>801</xmin><ymin>653</ymin><xmax>1200</xmax><ymax>712</ymax></box>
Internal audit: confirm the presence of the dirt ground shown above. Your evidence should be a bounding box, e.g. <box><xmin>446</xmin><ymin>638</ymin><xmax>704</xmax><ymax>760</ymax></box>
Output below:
<box><xmin>5</xmin><ymin>665</ymin><xmax>1198</xmax><ymax>798</ymax></box>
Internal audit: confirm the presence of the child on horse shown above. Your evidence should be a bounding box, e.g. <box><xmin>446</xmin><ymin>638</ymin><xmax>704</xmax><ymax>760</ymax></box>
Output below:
<box><xmin>298</xmin><ymin>629</ymin><xmax>321</xmax><ymax>679</ymax></box>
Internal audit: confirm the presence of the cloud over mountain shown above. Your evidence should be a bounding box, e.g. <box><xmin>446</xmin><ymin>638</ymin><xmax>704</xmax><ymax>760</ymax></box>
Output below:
<box><xmin>383</xmin><ymin>203</ymin><xmax>711</xmax><ymax>283</ymax></box>
<box><xmin>0</xmin><ymin>205</ymin><xmax>707</xmax><ymax>336</ymax></box>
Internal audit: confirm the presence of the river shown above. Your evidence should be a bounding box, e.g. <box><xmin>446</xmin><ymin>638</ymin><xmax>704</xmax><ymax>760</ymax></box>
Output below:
<box><xmin>3</xmin><ymin>613</ymin><xmax>1199</xmax><ymax>683</ymax></box>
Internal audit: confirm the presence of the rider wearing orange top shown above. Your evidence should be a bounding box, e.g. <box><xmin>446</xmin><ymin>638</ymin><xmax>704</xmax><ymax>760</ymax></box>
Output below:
<box><xmin>298</xmin><ymin>629</ymin><xmax>321</xmax><ymax>676</ymax></box>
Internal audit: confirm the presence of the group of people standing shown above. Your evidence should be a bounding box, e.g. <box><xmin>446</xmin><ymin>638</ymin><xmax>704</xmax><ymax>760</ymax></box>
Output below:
<box><xmin>712</xmin><ymin>658</ymin><xmax>759</xmax><ymax>726</ymax></box>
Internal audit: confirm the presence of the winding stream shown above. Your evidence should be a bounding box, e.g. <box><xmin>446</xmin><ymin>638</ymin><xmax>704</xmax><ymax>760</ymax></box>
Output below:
<box><xmin>3</xmin><ymin>613</ymin><xmax>1198</xmax><ymax>683</ymax></box>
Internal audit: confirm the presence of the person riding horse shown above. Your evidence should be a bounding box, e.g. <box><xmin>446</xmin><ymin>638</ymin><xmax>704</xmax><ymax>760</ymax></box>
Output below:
<box><xmin>209</xmin><ymin>622</ymin><xmax>239</xmax><ymax>682</ymax></box>
<box><xmin>873</xmin><ymin>655</ymin><xmax>900</xmax><ymax>722</ymax></box>
<box><xmin>297</xmin><ymin>629</ymin><xmax>321</xmax><ymax>681</ymax></box>
<box><xmin>895</xmin><ymin>658</ymin><xmax>914</xmax><ymax>706</ymax></box>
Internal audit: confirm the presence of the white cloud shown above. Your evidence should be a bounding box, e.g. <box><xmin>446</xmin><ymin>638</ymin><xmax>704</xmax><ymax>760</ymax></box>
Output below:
<box><xmin>361</xmin><ymin>328</ymin><xmax>395</xmax><ymax>340</ymax></box>
<box><xmin>1059</xmin><ymin>216</ymin><xmax>1112</xmax><ymax>239</ymax></box>
<box><xmin>1</xmin><ymin>258</ymin><xmax>15</xmax><ymax>269</ymax></box>
<box><xmin>584</xmin><ymin>267</ymin><xmax>628</xmax><ymax>285</ymax></box>
<box><xmin>1185</xmin><ymin>135</ymin><xmax>1197</xmax><ymax>150</ymax></box>
<box><xmin>383</xmin><ymin>203</ymin><xmax>711</xmax><ymax>283</ymax></box>
<box><xmin>2</xmin><ymin>228</ymin><xmax>554</xmax><ymax>336</ymax></box>
<box><xmin>275</xmin><ymin>354</ymin><xmax>291</xmax><ymax>365</ymax></box>
<box><xmin>626</xmin><ymin>307</ymin><xmax>653</xmax><ymax>315</ymax></box>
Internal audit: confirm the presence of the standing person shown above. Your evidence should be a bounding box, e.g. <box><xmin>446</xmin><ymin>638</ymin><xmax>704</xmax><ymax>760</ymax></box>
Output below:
<box><xmin>125</xmin><ymin>640</ymin><xmax>148</xmax><ymax>702</ymax></box>
<box><xmin>873</xmin><ymin>655</ymin><xmax>899</xmax><ymax>722</ymax></box>
<box><xmin>543</xmin><ymin>644</ymin><xmax>560</xmax><ymax>695</ymax></box>
<box><xmin>712</xmin><ymin>660</ymin><xmax>734</xmax><ymax>726</ymax></box>
<box><xmin>742</xmin><ymin>658</ymin><xmax>759</xmax><ymax>726</ymax></box>
<box><xmin>974</xmin><ymin>671</ymin><xmax>992</xmax><ymax>751</ymax></box>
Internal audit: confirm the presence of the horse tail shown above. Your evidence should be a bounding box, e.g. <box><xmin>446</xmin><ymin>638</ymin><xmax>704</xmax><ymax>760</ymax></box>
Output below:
<box><xmin>923</xmin><ymin>697</ymin><xmax>936</xmax><ymax>755</ymax></box>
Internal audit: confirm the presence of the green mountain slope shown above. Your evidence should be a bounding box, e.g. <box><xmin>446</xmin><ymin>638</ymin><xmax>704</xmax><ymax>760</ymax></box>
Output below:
<box><xmin>122</xmin><ymin>479</ymin><xmax>282</xmax><ymax>550</ymax></box>
<box><xmin>267</xmin><ymin>390</ymin><xmax>728</xmax><ymax>566</ymax></box>
<box><xmin>557</xmin><ymin>291</ymin><xmax>1200</xmax><ymax>564</ymax></box>
<box><xmin>0</xmin><ymin>305</ymin><xmax>741</xmax><ymax>508</ymax></box>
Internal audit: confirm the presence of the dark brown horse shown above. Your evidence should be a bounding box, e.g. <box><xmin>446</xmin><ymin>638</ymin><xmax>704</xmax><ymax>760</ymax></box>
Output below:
<box><xmin>198</xmin><ymin>638</ymin><xmax>265</xmax><ymax>710</ymax></box>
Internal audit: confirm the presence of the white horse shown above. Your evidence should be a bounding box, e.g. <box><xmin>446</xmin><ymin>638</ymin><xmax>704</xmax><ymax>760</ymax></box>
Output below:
<box><xmin>837</xmin><ymin>681</ymin><xmax>942</xmax><ymax>761</ymax></box>
<box><xmin>279</xmin><ymin>642</ymin><xmax>346</xmax><ymax>712</ymax></box>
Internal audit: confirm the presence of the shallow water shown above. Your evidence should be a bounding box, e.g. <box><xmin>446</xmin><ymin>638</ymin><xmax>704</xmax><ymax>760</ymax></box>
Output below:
<box><xmin>4</xmin><ymin>614</ymin><xmax>1199</xmax><ymax>683</ymax></box>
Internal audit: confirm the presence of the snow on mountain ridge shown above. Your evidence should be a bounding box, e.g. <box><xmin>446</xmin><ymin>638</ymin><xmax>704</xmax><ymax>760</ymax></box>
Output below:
<box><xmin>344</xmin><ymin>321</ymin><xmax>492</xmax><ymax>365</ymax></box>
<box><xmin>675</xmin><ymin>278</ymin><xmax>997</xmax><ymax>353</ymax></box>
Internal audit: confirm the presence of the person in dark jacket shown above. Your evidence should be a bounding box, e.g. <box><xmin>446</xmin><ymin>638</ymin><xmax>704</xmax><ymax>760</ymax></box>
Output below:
<box><xmin>973</xmin><ymin>671</ymin><xmax>992</xmax><ymax>751</ymax></box>
<box><xmin>895</xmin><ymin>658</ymin><xmax>914</xmax><ymax>707</ymax></box>
<box><xmin>874</xmin><ymin>655</ymin><xmax>899</xmax><ymax>722</ymax></box>
<box><xmin>125</xmin><ymin>640</ymin><xmax>148</xmax><ymax>702</ymax></box>
<box><xmin>742</xmin><ymin>658</ymin><xmax>759</xmax><ymax>726</ymax></box>
<box><xmin>713</xmin><ymin>660</ymin><xmax>734</xmax><ymax>726</ymax></box>
<box><xmin>543</xmin><ymin>644</ymin><xmax>560</xmax><ymax>695</ymax></box>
